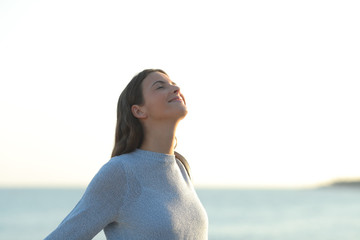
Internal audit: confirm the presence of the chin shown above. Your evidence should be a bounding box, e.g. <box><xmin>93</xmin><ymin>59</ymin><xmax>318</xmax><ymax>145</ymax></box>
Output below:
<box><xmin>168</xmin><ymin>108</ymin><xmax>187</xmax><ymax>121</ymax></box>
<box><xmin>162</xmin><ymin>105</ymin><xmax>188</xmax><ymax>121</ymax></box>
<box><xmin>177</xmin><ymin>108</ymin><xmax>188</xmax><ymax>120</ymax></box>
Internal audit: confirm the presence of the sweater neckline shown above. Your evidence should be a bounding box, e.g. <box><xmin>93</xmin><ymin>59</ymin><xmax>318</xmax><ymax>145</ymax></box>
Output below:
<box><xmin>133</xmin><ymin>148</ymin><xmax>176</xmax><ymax>162</ymax></box>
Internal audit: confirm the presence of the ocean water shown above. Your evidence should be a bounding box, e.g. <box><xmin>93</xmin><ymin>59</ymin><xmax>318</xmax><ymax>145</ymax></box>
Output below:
<box><xmin>0</xmin><ymin>188</ymin><xmax>360</xmax><ymax>240</ymax></box>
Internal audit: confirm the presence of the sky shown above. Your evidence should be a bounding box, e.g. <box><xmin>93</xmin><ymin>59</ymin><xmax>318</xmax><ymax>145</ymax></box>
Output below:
<box><xmin>0</xmin><ymin>0</ymin><xmax>359</xmax><ymax>188</ymax></box>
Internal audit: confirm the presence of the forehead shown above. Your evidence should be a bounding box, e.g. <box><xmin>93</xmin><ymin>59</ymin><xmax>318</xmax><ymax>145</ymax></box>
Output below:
<box><xmin>142</xmin><ymin>72</ymin><xmax>176</xmax><ymax>88</ymax></box>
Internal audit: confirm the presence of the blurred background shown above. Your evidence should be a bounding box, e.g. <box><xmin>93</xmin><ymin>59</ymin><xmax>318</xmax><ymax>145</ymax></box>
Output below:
<box><xmin>1</xmin><ymin>0</ymin><xmax>359</xmax><ymax>239</ymax></box>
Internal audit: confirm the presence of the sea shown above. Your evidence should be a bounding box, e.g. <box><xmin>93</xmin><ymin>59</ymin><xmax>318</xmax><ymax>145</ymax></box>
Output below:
<box><xmin>0</xmin><ymin>188</ymin><xmax>360</xmax><ymax>240</ymax></box>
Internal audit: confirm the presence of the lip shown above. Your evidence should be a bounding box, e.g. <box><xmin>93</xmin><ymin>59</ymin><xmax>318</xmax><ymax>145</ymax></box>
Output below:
<box><xmin>169</xmin><ymin>96</ymin><xmax>183</xmax><ymax>102</ymax></box>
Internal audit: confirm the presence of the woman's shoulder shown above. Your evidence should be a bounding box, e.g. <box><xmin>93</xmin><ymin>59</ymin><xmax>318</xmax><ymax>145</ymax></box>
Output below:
<box><xmin>108</xmin><ymin>151</ymin><xmax>136</xmax><ymax>165</ymax></box>
<box><xmin>88</xmin><ymin>151</ymin><xmax>140</xmax><ymax>190</ymax></box>
<box><xmin>84</xmin><ymin>152</ymin><xmax>140</xmax><ymax>194</ymax></box>
<box><xmin>89</xmin><ymin>152</ymin><xmax>134</xmax><ymax>182</ymax></box>
<box><xmin>103</xmin><ymin>151</ymin><xmax>140</xmax><ymax>174</ymax></box>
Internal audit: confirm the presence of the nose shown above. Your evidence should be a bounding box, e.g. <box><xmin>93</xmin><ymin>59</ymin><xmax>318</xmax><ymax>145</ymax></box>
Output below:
<box><xmin>173</xmin><ymin>85</ymin><xmax>180</xmax><ymax>93</ymax></box>
<box><xmin>172</xmin><ymin>85</ymin><xmax>186</xmax><ymax>105</ymax></box>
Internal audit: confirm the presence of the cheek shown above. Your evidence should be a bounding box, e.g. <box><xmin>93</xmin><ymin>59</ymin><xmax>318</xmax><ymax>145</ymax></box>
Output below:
<box><xmin>145</xmin><ymin>94</ymin><xmax>168</xmax><ymax>113</ymax></box>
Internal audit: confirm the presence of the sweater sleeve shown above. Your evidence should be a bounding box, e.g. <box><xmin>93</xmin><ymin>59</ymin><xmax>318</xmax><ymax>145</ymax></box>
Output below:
<box><xmin>44</xmin><ymin>159</ymin><xmax>128</xmax><ymax>240</ymax></box>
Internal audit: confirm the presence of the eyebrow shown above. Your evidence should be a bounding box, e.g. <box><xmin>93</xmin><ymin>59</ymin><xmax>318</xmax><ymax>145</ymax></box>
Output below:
<box><xmin>151</xmin><ymin>80</ymin><xmax>177</xmax><ymax>87</ymax></box>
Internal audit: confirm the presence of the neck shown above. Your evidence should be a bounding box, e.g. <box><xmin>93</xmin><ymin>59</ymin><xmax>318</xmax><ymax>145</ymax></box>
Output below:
<box><xmin>140</xmin><ymin>120</ymin><xmax>178</xmax><ymax>155</ymax></box>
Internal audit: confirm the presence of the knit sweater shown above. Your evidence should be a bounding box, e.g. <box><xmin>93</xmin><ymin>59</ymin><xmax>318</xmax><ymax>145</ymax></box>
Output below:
<box><xmin>44</xmin><ymin>149</ymin><xmax>208</xmax><ymax>240</ymax></box>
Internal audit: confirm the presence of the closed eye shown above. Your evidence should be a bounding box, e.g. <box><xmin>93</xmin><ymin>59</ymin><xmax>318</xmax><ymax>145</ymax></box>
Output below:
<box><xmin>152</xmin><ymin>80</ymin><xmax>176</xmax><ymax>89</ymax></box>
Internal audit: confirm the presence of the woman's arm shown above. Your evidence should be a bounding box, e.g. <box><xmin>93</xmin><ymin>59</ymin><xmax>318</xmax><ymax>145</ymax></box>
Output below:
<box><xmin>44</xmin><ymin>159</ymin><xmax>127</xmax><ymax>240</ymax></box>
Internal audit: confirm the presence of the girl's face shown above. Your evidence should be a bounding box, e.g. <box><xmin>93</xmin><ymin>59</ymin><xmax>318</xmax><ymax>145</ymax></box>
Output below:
<box><xmin>135</xmin><ymin>71</ymin><xmax>187</xmax><ymax>122</ymax></box>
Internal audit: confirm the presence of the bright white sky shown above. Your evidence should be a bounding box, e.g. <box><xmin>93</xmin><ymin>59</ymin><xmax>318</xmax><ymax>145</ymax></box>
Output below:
<box><xmin>1</xmin><ymin>0</ymin><xmax>359</xmax><ymax>188</ymax></box>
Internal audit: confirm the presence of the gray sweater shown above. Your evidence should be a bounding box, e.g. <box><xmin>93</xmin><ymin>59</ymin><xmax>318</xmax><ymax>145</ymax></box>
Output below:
<box><xmin>44</xmin><ymin>149</ymin><xmax>208</xmax><ymax>240</ymax></box>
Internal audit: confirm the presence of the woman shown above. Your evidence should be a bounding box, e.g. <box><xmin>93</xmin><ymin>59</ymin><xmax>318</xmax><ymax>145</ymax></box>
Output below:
<box><xmin>44</xmin><ymin>69</ymin><xmax>209</xmax><ymax>239</ymax></box>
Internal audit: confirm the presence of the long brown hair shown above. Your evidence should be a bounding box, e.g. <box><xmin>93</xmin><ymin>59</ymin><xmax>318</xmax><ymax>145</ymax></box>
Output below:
<box><xmin>111</xmin><ymin>69</ymin><xmax>191</xmax><ymax>178</ymax></box>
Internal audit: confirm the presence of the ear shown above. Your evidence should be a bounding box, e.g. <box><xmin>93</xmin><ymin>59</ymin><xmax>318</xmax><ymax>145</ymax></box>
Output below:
<box><xmin>131</xmin><ymin>105</ymin><xmax>147</xmax><ymax>119</ymax></box>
